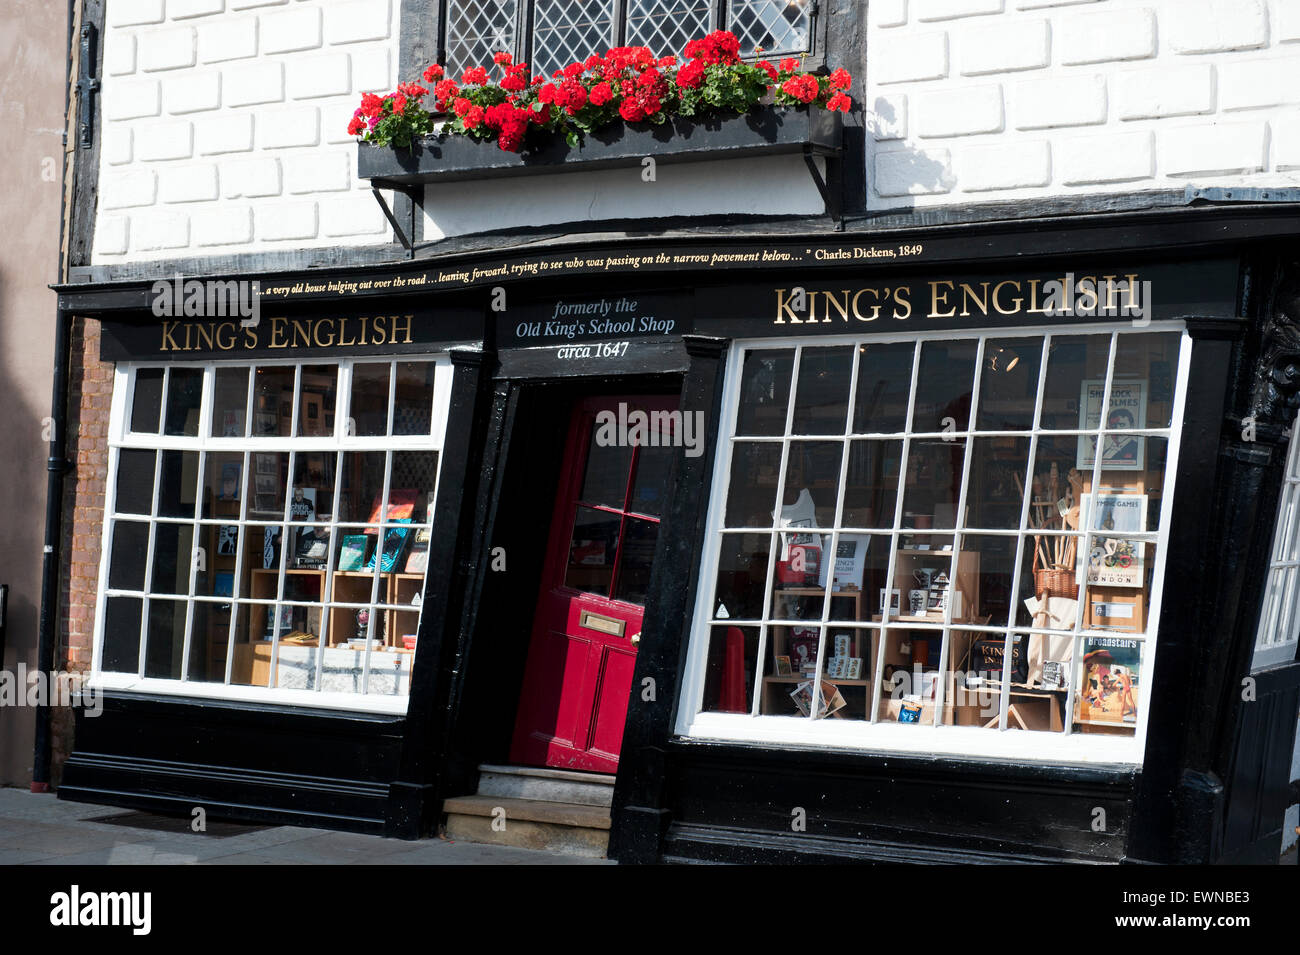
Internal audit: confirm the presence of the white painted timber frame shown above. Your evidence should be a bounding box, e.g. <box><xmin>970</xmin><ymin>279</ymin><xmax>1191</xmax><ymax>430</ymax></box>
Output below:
<box><xmin>677</xmin><ymin>321</ymin><xmax>1193</xmax><ymax>765</ymax></box>
<box><xmin>1253</xmin><ymin>411</ymin><xmax>1300</xmax><ymax>671</ymax></box>
<box><xmin>90</xmin><ymin>354</ymin><xmax>453</xmax><ymax>714</ymax></box>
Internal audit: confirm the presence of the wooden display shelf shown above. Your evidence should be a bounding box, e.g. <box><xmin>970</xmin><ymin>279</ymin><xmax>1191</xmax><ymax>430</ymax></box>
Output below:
<box><xmin>871</xmin><ymin>613</ymin><xmax>964</xmax><ymax>624</ymax></box>
<box><xmin>387</xmin><ymin>572</ymin><xmax>424</xmax><ymax>650</ymax></box>
<box><xmin>328</xmin><ymin>570</ymin><xmax>385</xmax><ymax>647</ymax></box>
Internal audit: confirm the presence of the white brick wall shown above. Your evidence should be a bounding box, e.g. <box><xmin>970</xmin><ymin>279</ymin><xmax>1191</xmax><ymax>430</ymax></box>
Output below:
<box><xmin>92</xmin><ymin>0</ymin><xmax>398</xmax><ymax>263</ymax></box>
<box><xmin>868</xmin><ymin>0</ymin><xmax>1300</xmax><ymax>210</ymax></box>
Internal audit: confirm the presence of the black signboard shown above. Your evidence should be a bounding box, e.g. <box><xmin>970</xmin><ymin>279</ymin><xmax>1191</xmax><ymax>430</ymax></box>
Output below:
<box><xmin>100</xmin><ymin>307</ymin><xmax>483</xmax><ymax>362</ymax></box>
<box><xmin>692</xmin><ymin>259</ymin><xmax>1241</xmax><ymax>338</ymax></box>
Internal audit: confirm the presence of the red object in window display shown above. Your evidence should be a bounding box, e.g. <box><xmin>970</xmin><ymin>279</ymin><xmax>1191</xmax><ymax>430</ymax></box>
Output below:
<box><xmin>717</xmin><ymin>627</ymin><xmax>749</xmax><ymax>713</ymax></box>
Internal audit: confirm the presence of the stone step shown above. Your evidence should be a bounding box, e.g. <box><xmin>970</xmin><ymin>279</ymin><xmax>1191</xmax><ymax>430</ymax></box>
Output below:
<box><xmin>444</xmin><ymin>795</ymin><xmax>610</xmax><ymax>830</ymax></box>
<box><xmin>476</xmin><ymin>764</ymin><xmax>616</xmax><ymax>807</ymax></box>
<box><xmin>443</xmin><ymin>811</ymin><xmax>609</xmax><ymax>858</ymax></box>
<box><xmin>442</xmin><ymin>795</ymin><xmax>611</xmax><ymax>858</ymax></box>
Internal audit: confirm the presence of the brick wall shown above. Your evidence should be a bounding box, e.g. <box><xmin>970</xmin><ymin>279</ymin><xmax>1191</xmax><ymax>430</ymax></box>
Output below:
<box><xmin>92</xmin><ymin>0</ymin><xmax>399</xmax><ymax>263</ymax></box>
<box><xmin>51</xmin><ymin>317</ymin><xmax>113</xmax><ymax>785</ymax></box>
<box><xmin>867</xmin><ymin>0</ymin><xmax>1300</xmax><ymax>208</ymax></box>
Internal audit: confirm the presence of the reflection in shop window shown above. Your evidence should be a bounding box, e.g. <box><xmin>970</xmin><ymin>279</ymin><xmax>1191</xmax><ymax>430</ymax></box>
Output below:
<box><xmin>94</xmin><ymin>358</ymin><xmax>452</xmax><ymax>710</ymax></box>
<box><xmin>686</xmin><ymin>327</ymin><xmax>1189</xmax><ymax>757</ymax></box>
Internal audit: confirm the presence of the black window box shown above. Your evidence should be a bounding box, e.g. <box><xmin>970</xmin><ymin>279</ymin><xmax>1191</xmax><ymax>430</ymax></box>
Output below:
<box><xmin>357</xmin><ymin>105</ymin><xmax>842</xmax><ymax>188</ymax></box>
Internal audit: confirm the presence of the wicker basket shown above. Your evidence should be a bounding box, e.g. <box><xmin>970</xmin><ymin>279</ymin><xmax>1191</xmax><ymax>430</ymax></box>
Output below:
<box><xmin>1032</xmin><ymin>544</ymin><xmax>1078</xmax><ymax>599</ymax></box>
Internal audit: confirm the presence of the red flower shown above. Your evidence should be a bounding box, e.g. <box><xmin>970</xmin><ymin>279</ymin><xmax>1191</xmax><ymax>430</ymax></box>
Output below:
<box><xmin>589</xmin><ymin>81</ymin><xmax>614</xmax><ymax>106</ymax></box>
<box><xmin>781</xmin><ymin>74</ymin><xmax>818</xmax><ymax>104</ymax></box>
<box><xmin>422</xmin><ymin>64</ymin><xmax>445</xmax><ymax>82</ymax></box>
<box><xmin>347</xmin><ymin>112</ymin><xmax>364</xmax><ymax>136</ymax></box>
<box><xmin>397</xmin><ymin>81</ymin><xmax>428</xmax><ymax>98</ymax></box>
<box><xmin>756</xmin><ymin>59</ymin><xmax>778</xmax><ymax>81</ymax></box>
<box><xmin>494</xmin><ymin>51</ymin><xmax>513</xmax><ymax>66</ymax></box>
<box><xmin>676</xmin><ymin>59</ymin><xmax>706</xmax><ymax>90</ymax></box>
<box><xmin>538</xmin><ymin>82</ymin><xmax>557</xmax><ymax>104</ymax></box>
<box><xmin>390</xmin><ymin>92</ymin><xmax>408</xmax><ymax>114</ymax></box>
<box><xmin>360</xmin><ymin>92</ymin><xmax>383</xmax><ymax>118</ymax></box>
<box><xmin>453</xmin><ymin>97</ymin><xmax>472</xmax><ymax>117</ymax></box>
<box><xmin>462</xmin><ymin>66</ymin><xmax>489</xmax><ymax>85</ymax></box>
<box><xmin>829</xmin><ymin>67</ymin><xmax>851</xmax><ymax>90</ymax></box>
<box><xmin>826</xmin><ymin>91</ymin><xmax>851</xmax><ymax>113</ymax></box>
<box><xmin>657</xmin><ymin>55</ymin><xmax>677</xmax><ymax>67</ymax></box>
<box><xmin>637</xmin><ymin>67</ymin><xmax>661</xmax><ymax>88</ymax></box>
<box><xmin>501</xmin><ymin>72</ymin><xmax>528</xmax><ymax>92</ymax></box>
<box><xmin>485</xmin><ymin>102</ymin><xmax>531</xmax><ymax>152</ymax></box>
<box><xmin>619</xmin><ymin>98</ymin><xmax>646</xmax><ymax>122</ymax></box>
<box><xmin>779</xmin><ymin>57</ymin><xmax>799</xmax><ymax>73</ymax></box>
<box><xmin>462</xmin><ymin>104</ymin><xmax>485</xmax><ymax>129</ymax></box>
<box><xmin>563</xmin><ymin>61</ymin><xmax>586</xmax><ymax>79</ymax></box>
<box><xmin>585</xmin><ymin>53</ymin><xmax>604</xmax><ymax>69</ymax></box>
<box><xmin>433</xmin><ymin>79</ymin><xmax>460</xmax><ymax>110</ymax></box>
<box><xmin>530</xmin><ymin>102</ymin><xmax>552</xmax><ymax>124</ymax></box>
<box><xmin>556</xmin><ymin>78</ymin><xmax>588</xmax><ymax>115</ymax></box>
<box><xmin>683</xmin><ymin>30</ymin><xmax>740</xmax><ymax>65</ymax></box>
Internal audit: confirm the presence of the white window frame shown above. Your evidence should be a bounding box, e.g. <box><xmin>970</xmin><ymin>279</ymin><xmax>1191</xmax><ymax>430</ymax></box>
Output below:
<box><xmin>675</xmin><ymin>321</ymin><xmax>1193</xmax><ymax>765</ymax></box>
<box><xmin>89</xmin><ymin>354</ymin><xmax>454</xmax><ymax>715</ymax></box>
<box><xmin>1252</xmin><ymin>413</ymin><xmax>1300</xmax><ymax>671</ymax></box>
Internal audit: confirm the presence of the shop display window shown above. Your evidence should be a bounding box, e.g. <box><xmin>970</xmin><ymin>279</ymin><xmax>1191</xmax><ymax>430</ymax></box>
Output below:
<box><xmin>1253</xmin><ymin>418</ymin><xmax>1300</xmax><ymax>670</ymax></box>
<box><xmin>93</xmin><ymin>357</ymin><xmax>452</xmax><ymax>711</ymax></box>
<box><xmin>683</xmin><ymin>326</ymin><xmax>1190</xmax><ymax>760</ymax></box>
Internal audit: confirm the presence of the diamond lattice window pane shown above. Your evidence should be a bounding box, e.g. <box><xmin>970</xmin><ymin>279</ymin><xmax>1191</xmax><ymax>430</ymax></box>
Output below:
<box><xmin>626</xmin><ymin>0</ymin><xmax>713</xmax><ymax>58</ymax></box>
<box><xmin>446</xmin><ymin>0</ymin><xmax>519</xmax><ymax>79</ymax></box>
<box><xmin>727</xmin><ymin>0</ymin><xmax>811</xmax><ymax>57</ymax></box>
<box><xmin>531</xmin><ymin>0</ymin><xmax>616</xmax><ymax>78</ymax></box>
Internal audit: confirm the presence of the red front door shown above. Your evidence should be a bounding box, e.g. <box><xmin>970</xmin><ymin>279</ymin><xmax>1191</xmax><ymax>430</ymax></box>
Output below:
<box><xmin>509</xmin><ymin>394</ymin><xmax>678</xmax><ymax>773</ymax></box>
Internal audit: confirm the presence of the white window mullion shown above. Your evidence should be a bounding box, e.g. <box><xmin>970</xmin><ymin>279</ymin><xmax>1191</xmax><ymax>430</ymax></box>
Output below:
<box><xmin>870</xmin><ymin>339</ymin><xmax>923</xmax><ymax>726</ymax></box>
<box><xmin>749</xmin><ymin>347</ymin><xmax>802</xmax><ymax>717</ymax></box>
<box><xmin>811</xmin><ymin>343</ymin><xmax>861</xmax><ymax>719</ymax></box>
<box><xmin>940</xmin><ymin>337</ymin><xmax>983</xmax><ymax>728</ymax></box>
<box><xmin>137</xmin><ymin>443</ymin><xmax>166</xmax><ymax>678</ymax></box>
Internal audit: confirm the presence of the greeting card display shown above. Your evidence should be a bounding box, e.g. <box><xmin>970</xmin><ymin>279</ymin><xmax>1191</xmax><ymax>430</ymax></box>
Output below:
<box><xmin>789</xmin><ymin>680</ymin><xmax>847</xmax><ymax>718</ymax></box>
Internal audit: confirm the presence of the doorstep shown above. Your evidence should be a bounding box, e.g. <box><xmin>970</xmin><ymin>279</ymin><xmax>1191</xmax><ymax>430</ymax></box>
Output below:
<box><xmin>442</xmin><ymin>765</ymin><xmax>616</xmax><ymax>859</ymax></box>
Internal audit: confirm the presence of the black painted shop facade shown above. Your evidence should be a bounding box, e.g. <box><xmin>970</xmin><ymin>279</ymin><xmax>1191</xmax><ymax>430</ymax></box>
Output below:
<box><xmin>54</xmin><ymin>214</ymin><xmax>1300</xmax><ymax>864</ymax></box>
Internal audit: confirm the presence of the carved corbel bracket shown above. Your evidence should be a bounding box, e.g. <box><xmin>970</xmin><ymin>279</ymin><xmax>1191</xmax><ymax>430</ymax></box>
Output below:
<box><xmin>1248</xmin><ymin>264</ymin><xmax>1300</xmax><ymax>442</ymax></box>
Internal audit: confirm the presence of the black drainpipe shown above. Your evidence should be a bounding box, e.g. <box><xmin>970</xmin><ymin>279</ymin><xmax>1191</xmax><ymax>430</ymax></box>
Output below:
<box><xmin>33</xmin><ymin>0</ymin><xmax>80</xmax><ymax>792</ymax></box>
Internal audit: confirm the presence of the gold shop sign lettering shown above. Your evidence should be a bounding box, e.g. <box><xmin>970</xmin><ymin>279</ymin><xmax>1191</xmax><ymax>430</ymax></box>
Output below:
<box><xmin>98</xmin><ymin>308</ymin><xmax>474</xmax><ymax>362</ymax></box>
<box><xmin>157</xmin><ymin>314</ymin><xmax>416</xmax><ymax>353</ymax></box>
<box><xmin>772</xmin><ymin>273</ymin><xmax>1144</xmax><ymax>326</ymax></box>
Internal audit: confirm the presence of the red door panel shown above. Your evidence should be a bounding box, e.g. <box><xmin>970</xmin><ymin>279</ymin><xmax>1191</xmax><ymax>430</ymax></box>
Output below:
<box><xmin>589</xmin><ymin>644</ymin><xmax>638</xmax><ymax>758</ymax></box>
<box><xmin>509</xmin><ymin>394</ymin><xmax>677</xmax><ymax>774</ymax></box>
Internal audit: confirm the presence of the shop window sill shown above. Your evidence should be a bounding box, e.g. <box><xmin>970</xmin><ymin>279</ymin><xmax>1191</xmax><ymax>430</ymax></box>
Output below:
<box><xmin>357</xmin><ymin>105</ymin><xmax>844</xmax><ymax>251</ymax></box>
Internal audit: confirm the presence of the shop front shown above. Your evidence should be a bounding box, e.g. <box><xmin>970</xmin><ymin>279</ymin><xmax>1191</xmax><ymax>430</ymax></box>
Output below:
<box><xmin>53</xmin><ymin>221</ymin><xmax>1300</xmax><ymax>863</ymax></box>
